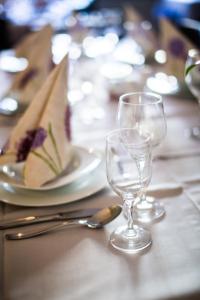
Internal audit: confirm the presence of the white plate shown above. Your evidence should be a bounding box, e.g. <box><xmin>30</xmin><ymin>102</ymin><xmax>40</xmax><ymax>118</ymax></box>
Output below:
<box><xmin>0</xmin><ymin>146</ymin><xmax>103</xmax><ymax>191</ymax></box>
<box><xmin>0</xmin><ymin>165</ymin><xmax>107</xmax><ymax>207</ymax></box>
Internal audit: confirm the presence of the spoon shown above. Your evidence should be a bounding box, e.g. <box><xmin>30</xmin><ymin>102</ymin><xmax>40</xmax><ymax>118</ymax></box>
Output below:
<box><xmin>5</xmin><ymin>205</ymin><xmax>122</xmax><ymax>240</ymax></box>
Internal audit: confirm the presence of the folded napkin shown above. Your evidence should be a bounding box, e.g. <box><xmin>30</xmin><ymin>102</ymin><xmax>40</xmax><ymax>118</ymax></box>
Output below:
<box><xmin>0</xmin><ymin>56</ymin><xmax>72</xmax><ymax>188</ymax></box>
<box><xmin>8</xmin><ymin>25</ymin><xmax>53</xmax><ymax>105</ymax></box>
<box><xmin>123</xmin><ymin>4</ymin><xmax>157</xmax><ymax>58</ymax></box>
<box><xmin>124</xmin><ymin>4</ymin><xmax>143</xmax><ymax>24</ymax></box>
<box><xmin>160</xmin><ymin>18</ymin><xmax>195</xmax><ymax>81</ymax></box>
<box><xmin>15</xmin><ymin>31</ymin><xmax>37</xmax><ymax>59</ymax></box>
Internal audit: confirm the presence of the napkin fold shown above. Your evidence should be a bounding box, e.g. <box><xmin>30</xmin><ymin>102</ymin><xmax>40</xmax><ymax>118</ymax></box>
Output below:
<box><xmin>15</xmin><ymin>31</ymin><xmax>37</xmax><ymax>59</ymax></box>
<box><xmin>160</xmin><ymin>18</ymin><xmax>195</xmax><ymax>81</ymax></box>
<box><xmin>123</xmin><ymin>4</ymin><xmax>157</xmax><ymax>58</ymax></box>
<box><xmin>124</xmin><ymin>4</ymin><xmax>143</xmax><ymax>24</ymax></box>
<box><xmin>0</xmin><ymin>56</ymin><xmax>72</xmax><ymax>188</ymax></box>
<box><xmin>9</xmin><ymin>25</ymin><xmax>53</xmax><ymax>105</ymax></box>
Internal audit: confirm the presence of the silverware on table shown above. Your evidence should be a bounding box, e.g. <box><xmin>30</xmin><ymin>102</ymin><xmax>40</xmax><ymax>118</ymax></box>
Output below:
<box><xmin>0</xmin><ymin>207</ymin><xmax>102</xmax><ymax>229</ymax></box>
<box><xmin>5</xmin><ymin>205</ymin><xmax>122</xmax><ymax>240</ymax></box>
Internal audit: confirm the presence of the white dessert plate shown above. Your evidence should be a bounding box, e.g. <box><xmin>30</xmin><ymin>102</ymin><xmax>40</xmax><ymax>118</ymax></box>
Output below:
<box><xmin>0</xmin><ymin>146</ymin><xmax>103</xmax><ymax>191</ymax></box>
<box><xmin>0</xmin><ymin>165</ymin><xmax>107</xmax><ymax>207</ymax></box>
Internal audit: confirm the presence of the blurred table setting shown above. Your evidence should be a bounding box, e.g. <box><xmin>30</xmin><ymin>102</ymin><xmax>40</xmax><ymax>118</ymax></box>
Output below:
<box><xmin>0</xmin><ymin>1</ymin><xmax>200</xmax><ymax>299</ymax></box>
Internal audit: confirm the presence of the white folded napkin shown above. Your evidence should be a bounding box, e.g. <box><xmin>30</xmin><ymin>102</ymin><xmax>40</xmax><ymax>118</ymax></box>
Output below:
<box><xmin>9</xmin><ymin>25</ymin><xmax>53</xmax><ymax>105</ymax></box>
<box><xmin>0</xmin><ymin>55</ymin><xmax>72</xmax><ymax>188</ymax></box>
<box><xmin>160</xmin><ymin>18</ymin><xmax>195</xmax><ymax>81</ymax></box>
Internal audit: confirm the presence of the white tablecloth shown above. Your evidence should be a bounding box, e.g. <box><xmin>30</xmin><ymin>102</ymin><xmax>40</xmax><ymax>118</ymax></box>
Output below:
<box><xmin>0</xmin><ymin>69</ymin><xmax>200</xmax><ymax>300</ymax></box>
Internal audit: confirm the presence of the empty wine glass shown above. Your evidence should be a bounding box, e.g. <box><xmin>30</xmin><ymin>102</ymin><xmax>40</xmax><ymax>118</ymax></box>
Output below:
<box><xmin>118</xmin><ymin>92</ymin><xmax>167</xmax><ymax>223</ymax></box>
<box><xmin>106</xmin><ymin>128</ymin><xmax>152</xmax><ymax>253</ymax></box>
<box><xmin>185</xmin><ymin>49</ymin><xmax>200</xmax><ymax>139</ymax></box>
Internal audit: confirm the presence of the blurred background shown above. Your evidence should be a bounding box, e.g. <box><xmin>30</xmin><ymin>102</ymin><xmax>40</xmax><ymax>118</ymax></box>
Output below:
<box><xmin>0</xmin><ymin>0</ymin><xmax>199</xmax><ymax>113</ymax></box>
<box><xmin>0</xmin><ymin>0</ymin><xmax>200</xmax><ymax>50</ymax></box>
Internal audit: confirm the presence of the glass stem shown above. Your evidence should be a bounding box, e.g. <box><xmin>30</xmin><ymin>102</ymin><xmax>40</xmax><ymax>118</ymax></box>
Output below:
<box><xmin>139</xmin><ymin>187</ymin><xmax>147</xmax><ymax>204</ymax></box>
<box><xmin>124</xmin><ymin>199</ymin><xmax>136</xmax><ymax>237</ymax></box>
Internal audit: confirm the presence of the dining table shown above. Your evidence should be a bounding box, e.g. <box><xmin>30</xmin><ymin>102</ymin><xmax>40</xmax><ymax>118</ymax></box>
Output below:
<box><xmin>0</xmin><ymin>48</ymin><xmax>200</xmax><ymax>300</ymax></box>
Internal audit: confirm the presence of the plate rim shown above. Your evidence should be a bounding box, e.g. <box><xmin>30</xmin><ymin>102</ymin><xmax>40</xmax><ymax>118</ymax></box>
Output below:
<box><xmin>0</xmin><ymin>145</ymin><xmax>103</xmax><ymax>191</ymax></box>
<box><xmin>0</xmin><ymin>165</ymin><xmax>107</xmax><ymax>207</ymax></box>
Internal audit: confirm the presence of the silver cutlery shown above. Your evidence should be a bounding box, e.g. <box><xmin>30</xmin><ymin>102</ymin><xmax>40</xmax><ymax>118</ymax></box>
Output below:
<box><xmin>0</xmin><ymin>207</ymin><xmax>103</xmax><ymax>229</ymax></box>
<box><xmin>5</xmin><ymin>205</ymin><xmax>122</xmax><ymax>240</ymax></box>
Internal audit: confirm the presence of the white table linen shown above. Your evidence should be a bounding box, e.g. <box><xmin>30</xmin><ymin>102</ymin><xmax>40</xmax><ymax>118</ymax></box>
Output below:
<box><xmin>0</xmin><ymin>68</ymin><xmax>200</xmax><ymax>300</ymax></box>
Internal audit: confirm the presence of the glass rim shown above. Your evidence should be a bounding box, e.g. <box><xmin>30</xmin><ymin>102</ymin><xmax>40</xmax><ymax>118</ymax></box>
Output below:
<box><xmin>119</xmin><ymin>92</ymin><xmax>162</xmax><ymax>106</ymax></box>
<box><xmin>106</xmin><ymin>128</ymin><xmax>151</xmax><ymax>147</ymax></box>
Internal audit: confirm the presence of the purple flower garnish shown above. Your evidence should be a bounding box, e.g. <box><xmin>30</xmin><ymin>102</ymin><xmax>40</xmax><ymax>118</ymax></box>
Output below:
<box><xmin>16</xmin><ymin>127</ymin><xmax>47</xmax><ymax>162</ymax></box>
<box><xmin>31</xmin><ymin>127</ymin><xmax>47</xmax><ymax>149</ymax></box>
<box><xmin>64</xmin><ymin>106</ymin><xmax>71</xmax><ymax>141</ymax></box>
<box><xmin>168</xmin><ymin>38</ymin><xmax>187</xmax><ymax>60</ymax></box>
<box><xmin>19</xmin><ymin>68</ymin><xmax>38</xmax><ymax>90</ymax></box>
<box><xmin>16</xmin><ymin>129</ymin><xmax>37</xmax><ymax>162</ymax></box>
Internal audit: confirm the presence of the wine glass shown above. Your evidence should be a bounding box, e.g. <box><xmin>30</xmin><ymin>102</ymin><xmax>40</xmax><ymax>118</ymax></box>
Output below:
<box><xmin>185</xmin><ymin>49</ymin><xmax>200</xmax><ymax>139</ymax></box>
<box><xmin>106</xmin><ymin>128</ymin><xmax>152</xmax><ymax>253</ymax></box>
<box><xmin>118</xmin><ymin>92</ymin><xmax>167</xmax><ymax>223</ymax></box>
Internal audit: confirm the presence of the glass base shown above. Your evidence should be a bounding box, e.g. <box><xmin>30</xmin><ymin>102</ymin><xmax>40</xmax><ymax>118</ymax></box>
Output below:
<box><xmin>110</xmin><ymin>225</ymin><xmax>151</xmax><ymax>253</ymax></box>
<box><xmin>133</xmin><ymin>196</ymin><xmax>165</xmax><ymax>223</ymax></box>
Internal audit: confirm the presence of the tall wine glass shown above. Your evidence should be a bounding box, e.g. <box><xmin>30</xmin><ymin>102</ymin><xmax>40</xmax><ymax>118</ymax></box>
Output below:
<box><xmin>106</xmin><ymin>128</ymin><xmax>152</xmax><ymax>253</ymax></box>
<box><xmin>185</xmin><ymin>49</ymin><xmax>200</xmax><ymax>139</ymax></box>
<box><xmin>118</xmin><ymin>92</ymin><xmax>167</xmax><ymax>223</ymax></box>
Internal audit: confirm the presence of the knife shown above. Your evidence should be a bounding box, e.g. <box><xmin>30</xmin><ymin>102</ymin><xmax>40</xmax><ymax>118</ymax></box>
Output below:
<box><xmin>0</xmin><ymin>208</ymin><xmax>100</xmax><ymax>230</ymax></box>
